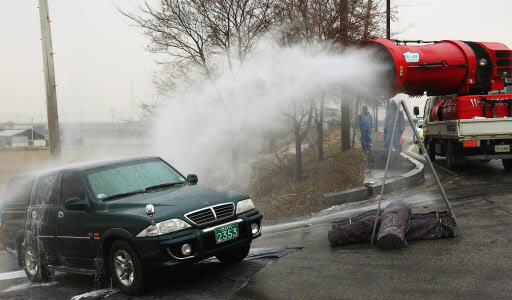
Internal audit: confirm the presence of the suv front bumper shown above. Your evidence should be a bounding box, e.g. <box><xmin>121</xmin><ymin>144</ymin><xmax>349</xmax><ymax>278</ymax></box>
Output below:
<box><xmin>132</xmin><ymin>210</ymin><xmax>263</xmax><ymax>268</ymax></box>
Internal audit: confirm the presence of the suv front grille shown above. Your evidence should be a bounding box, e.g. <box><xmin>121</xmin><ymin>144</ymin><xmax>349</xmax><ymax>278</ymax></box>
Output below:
<box><xmin>185</xmin><ymin>203</ymin><xmax>234</xmax><ymax>225</ymax></box>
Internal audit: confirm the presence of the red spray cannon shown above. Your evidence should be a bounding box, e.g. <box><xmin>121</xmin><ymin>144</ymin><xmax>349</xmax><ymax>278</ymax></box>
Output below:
<box><xmin>367</xmin><ymin>39</ymin><xmax>512</xmax><ymax>97</ymax></box>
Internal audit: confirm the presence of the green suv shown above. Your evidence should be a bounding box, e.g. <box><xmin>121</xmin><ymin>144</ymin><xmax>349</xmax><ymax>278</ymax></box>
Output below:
<box><xmin>0</xmin><ymin>157</ymin><xmax>262</xmax><ymax>295</ymax></box>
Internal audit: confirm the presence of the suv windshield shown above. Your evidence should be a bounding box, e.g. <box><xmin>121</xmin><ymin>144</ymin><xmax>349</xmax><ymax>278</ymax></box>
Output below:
<box><xmin>86</xmin><ymin>159</ymin><xmax>186</xmax><ymax>200</ymax></box>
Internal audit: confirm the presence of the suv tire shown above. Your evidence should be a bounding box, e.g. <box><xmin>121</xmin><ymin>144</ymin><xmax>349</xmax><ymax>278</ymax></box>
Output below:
<box><xmin>215</xmin><ymin>244</ymin><xmax>250</xmax><ymax>263</ymax></box>
<box><xmin>109</xmin><ymin>240</ymin><xmax>145</xmax><ymax>296</ymax></box>
<box><xmin>22</xmin><ymin>241</ymin><xmax>52</xmax><ymax>283</ymax></box>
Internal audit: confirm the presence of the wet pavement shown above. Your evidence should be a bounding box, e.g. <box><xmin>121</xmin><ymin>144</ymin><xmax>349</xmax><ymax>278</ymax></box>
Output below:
<box><xmin>230</xmin><ymin>143</ymin><xmax>512</xmax><ymax>299</ymax></box>
<box><xmin>0</xmin><ymin>247</ymin><xmax>300</xmax><ymax>300</ymax></box>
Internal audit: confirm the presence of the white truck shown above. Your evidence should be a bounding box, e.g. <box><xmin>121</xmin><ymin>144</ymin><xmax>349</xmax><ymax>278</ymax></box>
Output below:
<box><xmin>414</xmin><ymin>97</ymin><xmax>512</xmax><ymax>170</ymax></box>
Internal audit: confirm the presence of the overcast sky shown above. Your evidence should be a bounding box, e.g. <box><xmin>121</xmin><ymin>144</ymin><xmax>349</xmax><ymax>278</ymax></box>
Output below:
<box><xmin>1</xmin><ymin>0</ymin><xmax>511</xmax><ymax>123</ymax></box>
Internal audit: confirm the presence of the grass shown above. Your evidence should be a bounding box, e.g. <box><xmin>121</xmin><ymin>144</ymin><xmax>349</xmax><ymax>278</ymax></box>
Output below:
<box><xmin>246</xmin><ymin>129</ymin><xmax>364</xmax><ymax>220</ymax></box>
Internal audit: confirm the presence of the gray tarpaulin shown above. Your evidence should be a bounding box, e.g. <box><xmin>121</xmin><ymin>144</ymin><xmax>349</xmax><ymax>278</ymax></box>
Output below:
<box><xmin>328</xmin><ymin>210</ymin><xmax>382</xmax><ymax>247</ymax></box>
<box><xmin>406</xmin><ymin>211</ymin><xmax>456</xmax><ymax>240</ymax></box>
<box><xmin>328</xmin><ymin>200</ymin><xmax>457</xmax><ymax>249</ymax></box>
<box><xmin>377</xmin><ymin>200</ymin><xmax>412</xmax><ymax>249</ymax></box>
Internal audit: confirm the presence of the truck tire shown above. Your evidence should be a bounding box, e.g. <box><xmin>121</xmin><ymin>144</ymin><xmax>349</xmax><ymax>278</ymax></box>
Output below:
<box><xmin>446</xmin><ymin>141</ymin><xmax>461</xmax><ymax>171</ymax></box>
<box><xmin>22</xmin><ymin>241</ymin><xmax>52</xmax><ymax>283</ymax></box>
<box><xmin>426</xmin><ymin>140</ymin><xmax>436</xmax><ymax>161</ymax></box>
<box><xmin>215</xmin><ymin>244</ymin><xmax>250</xmax><ymax>263</ymax></box>
<box><xmin>502</xmin><ymin>159</ymin><xmax>512</xmax><ymax>170</ymax></box>
<box><xmin>109</xmin><ymin>240</ymin><xmax>145</xmax><ymax>296</ymax></box>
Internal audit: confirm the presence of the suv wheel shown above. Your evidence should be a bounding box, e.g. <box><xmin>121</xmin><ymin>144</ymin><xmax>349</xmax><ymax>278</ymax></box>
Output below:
<box><xmin>215</xmin><ymin>244</ymin><xmax>250</xmax><ymax>263</ymax></box>
<box><xmin>109</xmin><ymin>240</ymin><xmax>145</xmax><ymax>295</ymax></box>
<box><xmin>22</xmin><ymin>242</ymin><xmax>52</xmax><ymax>283</ymax></box>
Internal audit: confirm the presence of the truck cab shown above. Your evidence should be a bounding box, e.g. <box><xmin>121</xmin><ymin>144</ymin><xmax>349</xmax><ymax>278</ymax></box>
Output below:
<box><xmin>417</xmin><ymin>96</ymin><xmax>512</xmax><ymax>170</ymax></box>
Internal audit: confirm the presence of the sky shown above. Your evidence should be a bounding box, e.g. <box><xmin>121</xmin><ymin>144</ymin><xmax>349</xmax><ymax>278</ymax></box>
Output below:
<box><xmin>1</xmin><ymin>0</ymin><xmax>512</xmax><ymax>123</ymax></box>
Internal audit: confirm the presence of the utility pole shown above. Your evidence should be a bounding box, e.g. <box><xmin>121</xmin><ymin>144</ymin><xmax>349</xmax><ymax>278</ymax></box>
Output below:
<box><xmin>31</xmin><ymin>117</ymin><xmax>34</xmax><ymax>146</ymax></box>
<box><xmin>386</xmin><ymin>0</ymin><xmax>391</xmax><ymax>39</ymax></box>
<box><xmin>38</xmin><ymin>0</ymin><xmax>61</xmax><ymax>161</ymax></box>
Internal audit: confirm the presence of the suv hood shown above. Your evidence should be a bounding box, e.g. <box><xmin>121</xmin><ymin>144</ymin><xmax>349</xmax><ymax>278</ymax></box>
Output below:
<box><xmin>99</xmin><ymin>184</ymin><xmax>248</xmax><ymax>223</ymax></box>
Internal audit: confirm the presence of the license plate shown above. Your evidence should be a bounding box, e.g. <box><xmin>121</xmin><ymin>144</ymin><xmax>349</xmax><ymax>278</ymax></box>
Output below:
<box><xmin>215</xmin><ymin>223</ymin><xmax>239</xmax><ymax>244</ymax></box>
<box><xmin>495</xmin><ymin>145</ymin><xmax>510</xmax><ymax>152</ymax></box>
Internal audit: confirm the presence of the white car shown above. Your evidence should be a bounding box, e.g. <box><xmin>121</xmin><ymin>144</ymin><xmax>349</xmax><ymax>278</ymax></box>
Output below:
<box><xmin>413</xmin><ymin>120</ymin><xmax>424</xmax><ymax>152</ymax></box>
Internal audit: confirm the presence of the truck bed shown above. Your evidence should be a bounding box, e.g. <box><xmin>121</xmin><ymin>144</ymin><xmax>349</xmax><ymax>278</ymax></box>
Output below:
<box><xmin>424</xmin><ymin>118</ymin><xmax>512</xmax><ymax>140</ymax></box>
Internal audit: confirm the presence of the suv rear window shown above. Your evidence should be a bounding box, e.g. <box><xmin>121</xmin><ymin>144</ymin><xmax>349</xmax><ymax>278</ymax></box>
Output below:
<box><xmin>34</xmin><ymin>174</ymin><xmax>59</xmax><ymax>206</ymax></box>
<box><xmin>4</xmin><ymin>175</ymin><xmax>36</xmax><ymax>210</ymax></box>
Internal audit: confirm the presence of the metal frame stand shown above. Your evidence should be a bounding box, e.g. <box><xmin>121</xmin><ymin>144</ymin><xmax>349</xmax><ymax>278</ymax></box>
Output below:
<box><xmin>370</xmin><ymin>100</ymin><xmax>459</xmax><ymax>245</ymax></box>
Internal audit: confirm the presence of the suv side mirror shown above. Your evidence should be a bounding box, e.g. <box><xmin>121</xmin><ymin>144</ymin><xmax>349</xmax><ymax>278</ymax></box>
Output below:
<box><xmin>187</xmin><ymin>174</ymin><xmax>198</xmax><ymax>184</ymax></box>
<box><xmin>64</xmin><ymin>197</ymin><xmax>89</xmax><ymax>211</ymax></box>
<box><xmin>413</xmin><ymin>106</ymin><xmax>420</xmax><ymax>116</ymax></box>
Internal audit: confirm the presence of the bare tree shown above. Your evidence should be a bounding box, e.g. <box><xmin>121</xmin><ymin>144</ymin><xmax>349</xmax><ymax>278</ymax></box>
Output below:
<box><xmin>195</xmin><ymin>0</ymin><xmax>275</xmax><ymax>188</ymax></box>
<box><xmin>313</xmin><ymin>93</ymin><xmax>325</xmax><ymax>161</ymax></box>
<box><xmin>120</xmin><ymin>0</ymin><xmax>214</xmax><ymax>78</ymax></box>
<box><xmin>121</xmin><ymin>0</ymin><xmax>276</xmax><ymax>188</ymax></box>
<box><xmin>276</xmin><ymin>0</ymin><xmax>387</xmax><ymax>158</ymax></box>
<box><xmin>282</xmin><ymin>101</ymin><xmax>313</xmax><ymax>182</ymax></box>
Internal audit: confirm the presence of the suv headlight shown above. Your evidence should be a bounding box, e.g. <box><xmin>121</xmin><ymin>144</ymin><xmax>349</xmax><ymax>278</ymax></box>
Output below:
<box><xmin>136</xmin><ymin>219</ymin><xmax>191</xmax><ymax>237</ymax></box>
<box><xmin>236</xmin><ymin>199</ymin><xmax>255</xmax><ymax>214</ymax></box>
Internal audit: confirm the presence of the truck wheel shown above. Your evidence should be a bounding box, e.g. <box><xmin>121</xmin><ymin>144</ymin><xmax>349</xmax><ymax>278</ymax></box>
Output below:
<box><xmin>22</xmin><ymin>241</ymin><xmax>52</xmax><ymax>283</ymax></box>
<box><xmin>215</xmin><ymin>244</ymin><xmax>250</xmax><ymax>263</ymax></box>
<box><xmin>446</xmin><ymin>141</ymin><xmax>461</xmax><ymax>171</ymax></box>
<box><xmin>109</xmin><ymin>240</ymin><xmax>145</xmax><ymax>296</ymax></box>
<box><xmin>426</xmin><ymin>140</ymin><xmax>436</xmax><ymax>161</ymax></box>
<box><xmin>502</xmin><ymin>159</ymin><xmax>512</xmax><ymax>170</ymax></box>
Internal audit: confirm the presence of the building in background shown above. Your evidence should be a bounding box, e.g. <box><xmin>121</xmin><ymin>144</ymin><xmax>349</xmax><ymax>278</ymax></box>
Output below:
<box><xmin>0</xmin><ymin>129</ymin><xmax>46</xmax><ymax>147</ymax></box>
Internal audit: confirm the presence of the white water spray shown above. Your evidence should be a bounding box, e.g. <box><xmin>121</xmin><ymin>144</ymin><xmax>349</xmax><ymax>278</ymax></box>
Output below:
<box><xmin>154</xmin><ymin>42</ymin><xmax>387</xmax><ymax>188</ymax></box>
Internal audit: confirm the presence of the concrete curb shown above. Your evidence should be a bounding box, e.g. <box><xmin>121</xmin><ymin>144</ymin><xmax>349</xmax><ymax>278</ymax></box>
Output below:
<box><xmin>323</xmin><ymin>152</ymin><xmax>425</xmax><ymax>205</ymax></box>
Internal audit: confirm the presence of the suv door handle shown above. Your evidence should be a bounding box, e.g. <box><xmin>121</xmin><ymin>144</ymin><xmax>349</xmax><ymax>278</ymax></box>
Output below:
<box><xmin>58</xmin><ymin>211</ymin><xmax>64</xmax><ymax>218</ymax></box>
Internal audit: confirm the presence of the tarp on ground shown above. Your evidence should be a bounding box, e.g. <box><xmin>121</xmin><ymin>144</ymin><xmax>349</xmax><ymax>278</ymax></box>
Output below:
<box><xmin>406</xmin><ymin>211</ymin><xmax>457</xmax><ymax>240</ymax></box>
<box><xmin>328</xmin><ymin>210</ymin><xmax>382</xmax><ymax>247</ymax></box>
<box><xmin>377</xmin><ymin>200</ymin><xmax>412</xmax><ymax>249</ymax></box>
<box><xmin>329</xmin><ymin>207</ymin><xmax>457</xmax><ymax>248</ymax></box>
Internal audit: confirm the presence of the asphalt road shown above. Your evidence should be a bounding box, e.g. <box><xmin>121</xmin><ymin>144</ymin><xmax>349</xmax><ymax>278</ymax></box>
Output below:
<box><xmin>0</xmin><ymin>247</ymin><xmax>300</xmax><ymax>300</ymax></box>
<box><xmin>231</xmin><ymin>145</ymin><xmax>512</xmax><ymax>299</ymax></box>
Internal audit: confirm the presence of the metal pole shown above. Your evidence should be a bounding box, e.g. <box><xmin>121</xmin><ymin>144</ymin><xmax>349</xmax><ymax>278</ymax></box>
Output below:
<box><xmin>370</xmin><ymin>101</ymin><xmax>401</xmax><ymax>244</ymax></box>
<box><xmin>38</xmin><ymin>0</ymin><xmax>61</xmax><ymax>161</ymax></box>
<box><xmin>401</xmin><ymin>101</ymin><xmax>459</xmax><ymax>226</ymax></box>
<box><xmin>352</xmin><ymin>97</ymin><xmax>359</xmax><ymax>148</ymax></box>
<box><xmin>386</xmin><ymin>0</ymin><xmax>391</xmax><ymax>39</ymax></box>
